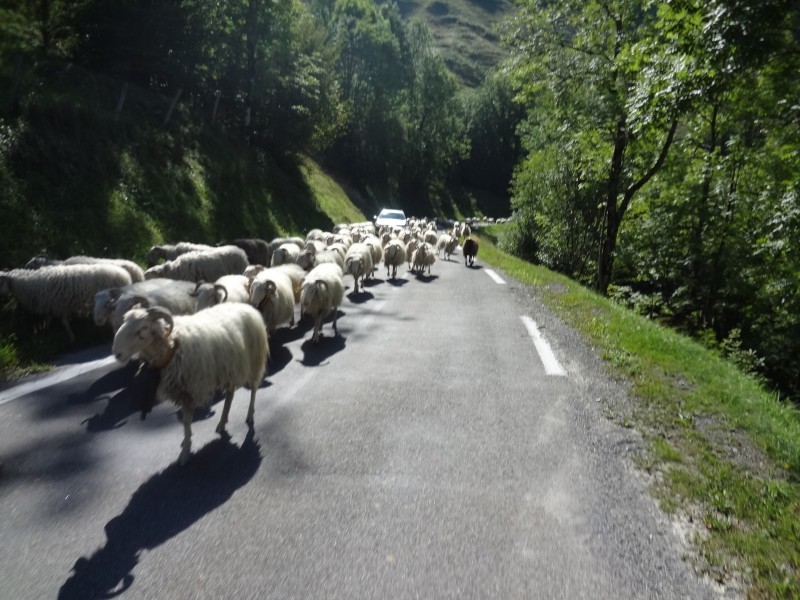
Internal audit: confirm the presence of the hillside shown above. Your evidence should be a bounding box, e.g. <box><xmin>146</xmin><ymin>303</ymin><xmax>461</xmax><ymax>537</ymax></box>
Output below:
<box><xmin>0</xmin><ymin>73</ymin><xmax>367</xmax><ymax>376</ymax></box>
<box><xmin>396</xmin><ymin>0</ymin><xmax>514</xmax><ymax>86</ymax></box>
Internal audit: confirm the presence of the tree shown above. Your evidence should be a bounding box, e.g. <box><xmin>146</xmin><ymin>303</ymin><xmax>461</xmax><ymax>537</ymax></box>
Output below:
<box><xmin>399</xmin><ymin>21</ymin><xmax>468</xmax><ymax>212</ymax></box>
<box><xmin>458</xmin><ymin>72</ymin><xmax>524</xmax><ymax>207</ymax></box>
<box><xmin>505</xmin><ymin>0</ymin><xmax>682</xmax><ymax>293</ymax></box>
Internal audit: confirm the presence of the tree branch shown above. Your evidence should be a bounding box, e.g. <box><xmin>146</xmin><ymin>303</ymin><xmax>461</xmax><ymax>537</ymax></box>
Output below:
<box><xmin>620</xmin><ymin>118</ymin><xmax>679</xmax><ymax>215</ymax></box>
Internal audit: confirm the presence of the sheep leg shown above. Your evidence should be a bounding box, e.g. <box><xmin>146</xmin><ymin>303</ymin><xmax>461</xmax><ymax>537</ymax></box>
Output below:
<box><xmin>246</xmin><ymin>387</ymin><xmax>256</xmax><ymax>425</ymax></box>
<box><xmin>332</xmin><ymin>308</ymin><xmax>339</xmax><ymax>336</ymax></box>
<box><xmin>179</xmin><ymin>407</ymin><xmax>194</xmax><ymax>465</ymax></box>
<box><xmin>61</xmin><ymin>317</ymin><xmax>76</xmax><ymax>343</ymax></box>
<box><xmin>216</xmin><ymin>390</ymin><xmax>234</xmax><ymax>436</ymax></box>
<box><xmin>313</xmin><ymin>316</ymin><xmax>322</xmax><ymax>343</ymax></box>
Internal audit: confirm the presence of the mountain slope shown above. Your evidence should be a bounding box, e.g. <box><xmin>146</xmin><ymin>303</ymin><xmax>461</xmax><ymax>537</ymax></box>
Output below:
<box><xmin>397</xmin><ymin>0</ymin><xmax>514</xmax><ymax>86</ymax></box>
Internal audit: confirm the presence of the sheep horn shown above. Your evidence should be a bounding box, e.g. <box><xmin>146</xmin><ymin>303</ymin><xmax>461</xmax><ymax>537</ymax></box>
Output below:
<box><xmin>129</xmin><ymin>295</ymin><xmax>150</xmax><ymax>309</ymax></box>
<box><xmin>214</xmin><ymin>284</ymin><xmax>228</xmax><ymax>303</ymax></box>
<box><xmin>245</xmin><ymin>265</ymin><xmax>265</xmax><ymax>282</ymax></box>
<box><xmin>190</xmin><ymin>280</ymin><xmax>206</xmax><ymax>297</ymax></box>
<box><xmin>147</xmin><ymin>306</ymin><xmax>174</xmax><ymax>336</ymax></box>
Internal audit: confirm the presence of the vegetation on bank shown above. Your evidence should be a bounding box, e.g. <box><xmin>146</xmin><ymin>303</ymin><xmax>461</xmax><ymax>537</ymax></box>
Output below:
<box><xmin>501</xmin><ymin>0</ymin><xmax>800</xmax><ymax>406</ymax></box>
<box><xmin>480</xmin><ymin>227</ymin><xmax>800</xmax><ymax>598</ymax></box>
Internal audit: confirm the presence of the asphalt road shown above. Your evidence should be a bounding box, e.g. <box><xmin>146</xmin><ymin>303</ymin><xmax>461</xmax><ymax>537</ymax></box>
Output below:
<box><xmin>0</xmin><ymin>252</ymin><xmax>719</xmax><ymax>599</ymax></box>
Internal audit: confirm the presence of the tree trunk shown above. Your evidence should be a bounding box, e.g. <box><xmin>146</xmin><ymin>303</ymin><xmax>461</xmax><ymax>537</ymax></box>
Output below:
<box><xmin>597</xmin><ymin>118</ymin><xmax>628</xmax><ymax>295</ymax></box>
<box><xmin>597</xmin><ymin>117</ymin><xmax>679</xmax><ymax>295</ymax></box>
<box><xmin>245</xmin><ymin>0</ymin><xmax>259</xmax><ymax>138</ymax></box>
<box><xmin>211</xmin><ymin>90</ymin><xmax>221</xmax><ymax>125</ymax></box>
<box><xmin>6</xmin><ymin>55</ymin><xmax>23</xmax><ymax>115</ymax></box>
<box><xmin>163</xmin><ymin>88</ymin><xmax>183</xmax><ymax>126</ymax></box>
<box><xmin>114</xmin><ymin>83</ymin><xmax>129</xmax><ymax>121</ymax></box>
<box><xmin>39</xmin><ymin>0</ymin><xmax>52</xmax><ymax>55</ymax></box>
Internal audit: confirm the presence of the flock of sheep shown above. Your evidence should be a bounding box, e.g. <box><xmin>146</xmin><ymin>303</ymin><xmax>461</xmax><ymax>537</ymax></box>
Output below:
<box><xmin>0</xmin><ymin>218</ymin><xmax>480</xmax><ymax>464</ymax></box>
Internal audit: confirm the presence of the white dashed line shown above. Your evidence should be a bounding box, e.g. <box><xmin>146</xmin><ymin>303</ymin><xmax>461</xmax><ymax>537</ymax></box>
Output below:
<box><xmin>485</xmin><ymin>269</ymin><xmax>506</xmax><ymax>284</ymax></box>
<box><xmin>0</xmin><ymin>355</ymin><xmax>118</xmax><ymax>405</ymax></box>
<box><xmin>520</xmin><ymin>316</ymin><xmax>567</xmax><ymax>376</ymax></box>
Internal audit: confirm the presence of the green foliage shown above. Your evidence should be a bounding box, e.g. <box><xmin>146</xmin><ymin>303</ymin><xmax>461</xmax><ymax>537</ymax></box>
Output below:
<box><xmin>457</xmin><ymin>72</ymin><xmax>523</xmax><ymax>205</ymax></box>
<box><xmin>503</xmin><ymin>0</ymin><xmax>800</xmax><ymax>403</ymax></box>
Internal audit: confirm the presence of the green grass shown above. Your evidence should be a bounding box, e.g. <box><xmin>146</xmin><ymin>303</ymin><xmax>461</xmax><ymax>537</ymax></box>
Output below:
<box><xmin>300</xmin><ymin>156</ymin><xmax>367</xmax><ymax>225</ymax></box>
<box><xmin>478</xmin><ymin>226</ymin><xmax>800</xmax><ymax>598</ymax></box>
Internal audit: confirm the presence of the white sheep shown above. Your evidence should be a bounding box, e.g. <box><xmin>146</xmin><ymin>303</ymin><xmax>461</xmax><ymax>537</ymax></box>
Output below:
<box><xmin>383</xmin><ymin>239</ymin><xmax>407</xmax><ymax>279</ymax></box>
<box><xmin>112</xmin><ymin>303</ymin><xmax>269</xmax><ymax>464</ymax></box>
<box><xmin>405</xmin><ymin>238</ymin><xmax>420</xmax><ymax>269</ymax></box>
<box><xmin>26</xmin><ymin>255</ymin><xmax>145</xmax><ymax>282</ymax></box>
<box><xmin>192</xmin><ymin>274</ymin><xmax>251</xmax><ymax>311</ymax></box>
<box><xmin>297</xmin><ymin>246</ymin><xmax>345</xmax><ymax>272</ymax></box>
<box><xmin>301</xmin><ymin>263</ymin><xmax>344</xmax><ymax>343</ymax></box>
<box><xmin>361</xmin><ymin>235</ymin><xmax>384</xmax><ymax>276</ymax></box>
<box><xmin>144</xmin><ymin>245</ymin><xmax>248</xmax><ymax>282</ymax></box>
<box><xmin>266</xmin><ymin>237</ymin><xmax>305</xmax><ymax>265</ymax></box>
<box><xmin>1</xmin><ymin>264</ymin><xmax>133</xmax><ymax>341</ymax></box>
<box><xmin>249</xmin><ymin>269</ymin><xmax>296</xmax><ymax>333</ymax></box>
<box><xmin>411</xmin><ymin>242</ymin><xmax>436</xmax><ymax>275</ymax></box>
<box><xmin>63</xmin><ymin>256</ymin><xmax>145</xmax><ymax>283</ymax></box>
<box><xmin>436</xmin><ymin>233</ymin><xmax>459</xmax><ymax>260</ymax></box>
<box><xmin>245</xmin><ymin>263</ymin><xmax>304</xmax><ymax>303</ymax></box>
<box><xmin>270</xmin><ymin>243</ymin><xmax>301</xmax><ymax>267</ymax></box>
<box><xmin>93</xmin><ymin>278</ymin><xmax>199</xmax><ymax>332</ymax></box>
<box><xmin>146</xmin><ymin>242</ymin><xmax>214</xmax><ymax>267</ymax></box>
<box><xmin>344</xmin><ymin>243</ymin><xmax>373</xmax><ymax>294</ymax></box>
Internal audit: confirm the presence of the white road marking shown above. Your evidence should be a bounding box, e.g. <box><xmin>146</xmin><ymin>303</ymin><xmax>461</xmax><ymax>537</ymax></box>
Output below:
<box><xmin>520</xmin><ymin>316</ymin><xmax>567</xmax><ymax>376</ymax></box>
<box><xmin>0</xmin><ymin>355</ymin><xmax>119</xmax><ymax>405</ymax></box>
<box><xmin>485</xmin><ymin>269</ymin><xmax>506</xmax><ymax>285</ymax></box>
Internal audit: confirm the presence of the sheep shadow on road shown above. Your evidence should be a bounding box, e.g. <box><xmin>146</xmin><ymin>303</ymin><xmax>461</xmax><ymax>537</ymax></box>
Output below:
<box><xmin>57</xmin><ymin>429</ymin><xmax>262</xmax><ymax>600</ymax></box>
<box><xmin>70</xmin><ymin>362</ymin><xmax>160</xmax><ymax>431</ymax></box>
<box><xmin>413</xmin><ymin>273</ymin><xmax>439</xmax><ymax>283</ymax></box>
<box><xmin>265</xmin><ymin>339</ymin><xmax>294</xmax><ymax>376</ymax></box>
<box><xmin>346</xmin><ymin>289</ymin><xmax>374</xmax><ymax>303</ymax></box>
<box><xmin>299</xmin><ymin>332</ymin><xmax>346</xmax><ymax>367</ymax></box>
<box><xmin>385</xmin><ymin>277</ymin><xmax>410</xmax><ymax>288</ymax></box>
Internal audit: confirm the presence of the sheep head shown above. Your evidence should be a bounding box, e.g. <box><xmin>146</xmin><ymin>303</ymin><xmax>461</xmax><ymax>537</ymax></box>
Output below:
<box><xmin>93</xmin><ymin>287</ymin><xmax>123</xmax><ymax>325</ymax></box>
<box><xmin>345</xmin><ymin>257</ymin><xmax>362</xmax><ymax>277</ymax></box>
<box><xmin>144</xmin><ymin>264</ymin><xmax>166</xmax><ymax>279</ymax></box>
<box><xmin>297</xmin><ymin>251</ymin><xmax>316</xmax><ymax>271</ymax></box>
<box><xmin>112</xmin><ymin>306</ymin><xmax>174</xmax><ymax>364</ymax></box>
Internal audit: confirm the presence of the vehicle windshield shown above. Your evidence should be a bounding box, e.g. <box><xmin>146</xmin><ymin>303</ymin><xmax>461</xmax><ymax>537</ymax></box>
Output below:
<box><xmin>380</xmin><ymin>210</ymin><xmax>405</xmax><ymax>219</ymax></box>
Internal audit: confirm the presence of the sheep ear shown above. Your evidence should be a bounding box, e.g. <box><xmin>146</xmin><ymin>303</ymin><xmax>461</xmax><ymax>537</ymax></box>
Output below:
<box><xmin>214</xmin><ymin>284</ymin><xmax>228</xmax><ymax>303</ymax></box>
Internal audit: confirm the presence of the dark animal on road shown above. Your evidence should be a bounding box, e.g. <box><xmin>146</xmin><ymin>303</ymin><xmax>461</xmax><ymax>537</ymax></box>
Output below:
<box><xmin>463</xmin><ymin>237</ymin><xmax>479</xmax><ymax>267</ymax></box>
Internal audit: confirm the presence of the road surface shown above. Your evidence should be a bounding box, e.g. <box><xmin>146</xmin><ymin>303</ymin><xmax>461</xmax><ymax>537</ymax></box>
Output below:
<box><xmin>0</xmin><ymin>252</ymin><xmax>718</xmax><ymax>599</ymax></box>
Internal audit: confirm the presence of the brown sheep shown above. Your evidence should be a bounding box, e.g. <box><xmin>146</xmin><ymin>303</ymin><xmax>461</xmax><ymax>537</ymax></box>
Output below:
<box><xmin>462</xmin><ymin>237</ymin><xmax>479</xmax><ymax>267</ymax></box>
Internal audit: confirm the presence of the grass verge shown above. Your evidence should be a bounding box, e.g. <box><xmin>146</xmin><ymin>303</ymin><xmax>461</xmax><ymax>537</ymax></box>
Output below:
<box><xmin>478</xmin><ymin>228</ymin><xmax>800</xmax><ymax>598</ymax></box>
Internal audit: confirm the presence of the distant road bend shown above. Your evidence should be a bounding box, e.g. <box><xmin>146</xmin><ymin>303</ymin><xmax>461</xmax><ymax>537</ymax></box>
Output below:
<box><xmin>0</xmin><ymin>252</ymin><xmax>718</xmax><ymax>599</ymax></box>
